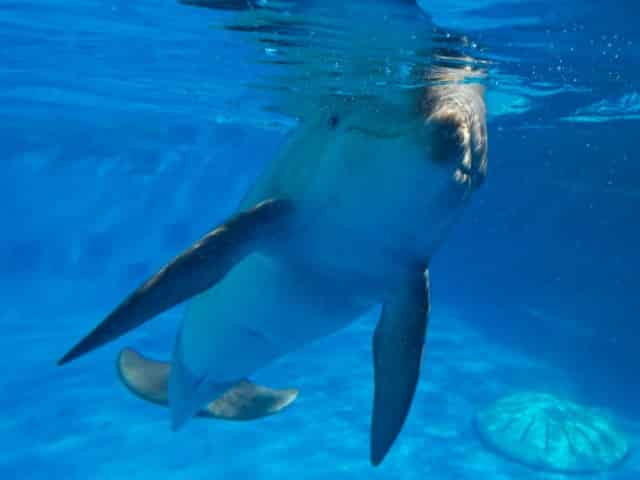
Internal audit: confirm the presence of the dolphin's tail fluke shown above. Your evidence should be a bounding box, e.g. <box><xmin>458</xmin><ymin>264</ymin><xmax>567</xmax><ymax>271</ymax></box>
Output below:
<box><xmin>117</xmin><ymin>347</ymin><xmax>298</xmax><ymax>420</ymax></box>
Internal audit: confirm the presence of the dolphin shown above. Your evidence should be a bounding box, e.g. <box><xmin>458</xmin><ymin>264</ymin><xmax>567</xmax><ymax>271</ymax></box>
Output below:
<box><xmin>58</xmin><ymin>0</ymin><xmax>488</xmax><ymax>466</ymax></box>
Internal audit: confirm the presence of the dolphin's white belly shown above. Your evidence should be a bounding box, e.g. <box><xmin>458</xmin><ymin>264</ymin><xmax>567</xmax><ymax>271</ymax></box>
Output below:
<box><xmin>180</xmin><ymin>252</ymin><xmax>369</xmax><ymax>382</ymax></box>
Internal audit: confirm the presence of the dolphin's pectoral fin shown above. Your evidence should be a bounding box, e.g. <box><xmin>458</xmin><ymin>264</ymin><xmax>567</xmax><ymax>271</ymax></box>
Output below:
<box><xmin>57</xmin><ymin>198</ymin><xmax>294</xmax><ymax>366</ymax></box>
<box><xmin>117</xmin><ymin>348</ymin><xmax>298</xmax><ymax>420</ymax></box>
<box><xmin>370</xmin><ymin>267</ymin><xmax>430</xmax><ymax>466</ymax></box>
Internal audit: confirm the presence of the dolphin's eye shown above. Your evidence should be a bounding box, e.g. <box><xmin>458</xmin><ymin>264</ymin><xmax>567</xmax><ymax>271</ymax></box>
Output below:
<box><xmin>328</xmin><ymin>114</ymin><xmax>340</xmax><ymax>130</ymax></box>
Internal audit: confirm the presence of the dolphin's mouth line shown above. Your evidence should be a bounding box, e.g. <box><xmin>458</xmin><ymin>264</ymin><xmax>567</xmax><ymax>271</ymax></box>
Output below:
<box><xmin>241</xmin><ymin>325</ymin><xmax>277</xmax><ymax>347</ymax></box>
<box><xmin>345</xmin><ymin>125</ymin><xmax>414</xmax><ymax>139</ymax></box>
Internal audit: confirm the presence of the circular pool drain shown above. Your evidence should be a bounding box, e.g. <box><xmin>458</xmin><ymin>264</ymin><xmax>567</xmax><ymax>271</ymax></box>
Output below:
<box><xmin>474</xmin><ymin>392</ymin><xmax>629</xmax><ymax>474</ymax></box>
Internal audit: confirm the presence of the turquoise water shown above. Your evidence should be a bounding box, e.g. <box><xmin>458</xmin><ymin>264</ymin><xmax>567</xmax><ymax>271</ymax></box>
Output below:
<box><xmin>2</xmin><ymin>1</ymin><xmax>639</xmax><ymax>478</ymax></box>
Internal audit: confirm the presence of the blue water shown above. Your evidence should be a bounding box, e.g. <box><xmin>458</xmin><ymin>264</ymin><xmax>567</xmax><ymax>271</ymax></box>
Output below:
<box><xmin>2</xmin><ymin>1</ymin><xmax>639</xmax><ymax>478</ymax></box>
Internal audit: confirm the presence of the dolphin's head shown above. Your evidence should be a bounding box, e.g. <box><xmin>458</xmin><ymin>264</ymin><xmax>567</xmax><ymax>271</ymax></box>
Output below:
<box><xmin>423</xmin><ymin>76</ymin><xmax>488</xmax><ymax>197</ymax></box>
<box><xmin>404</xmin><ymin>70</ymin><xmax>488</xmax><ymax>256</ymax></box>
